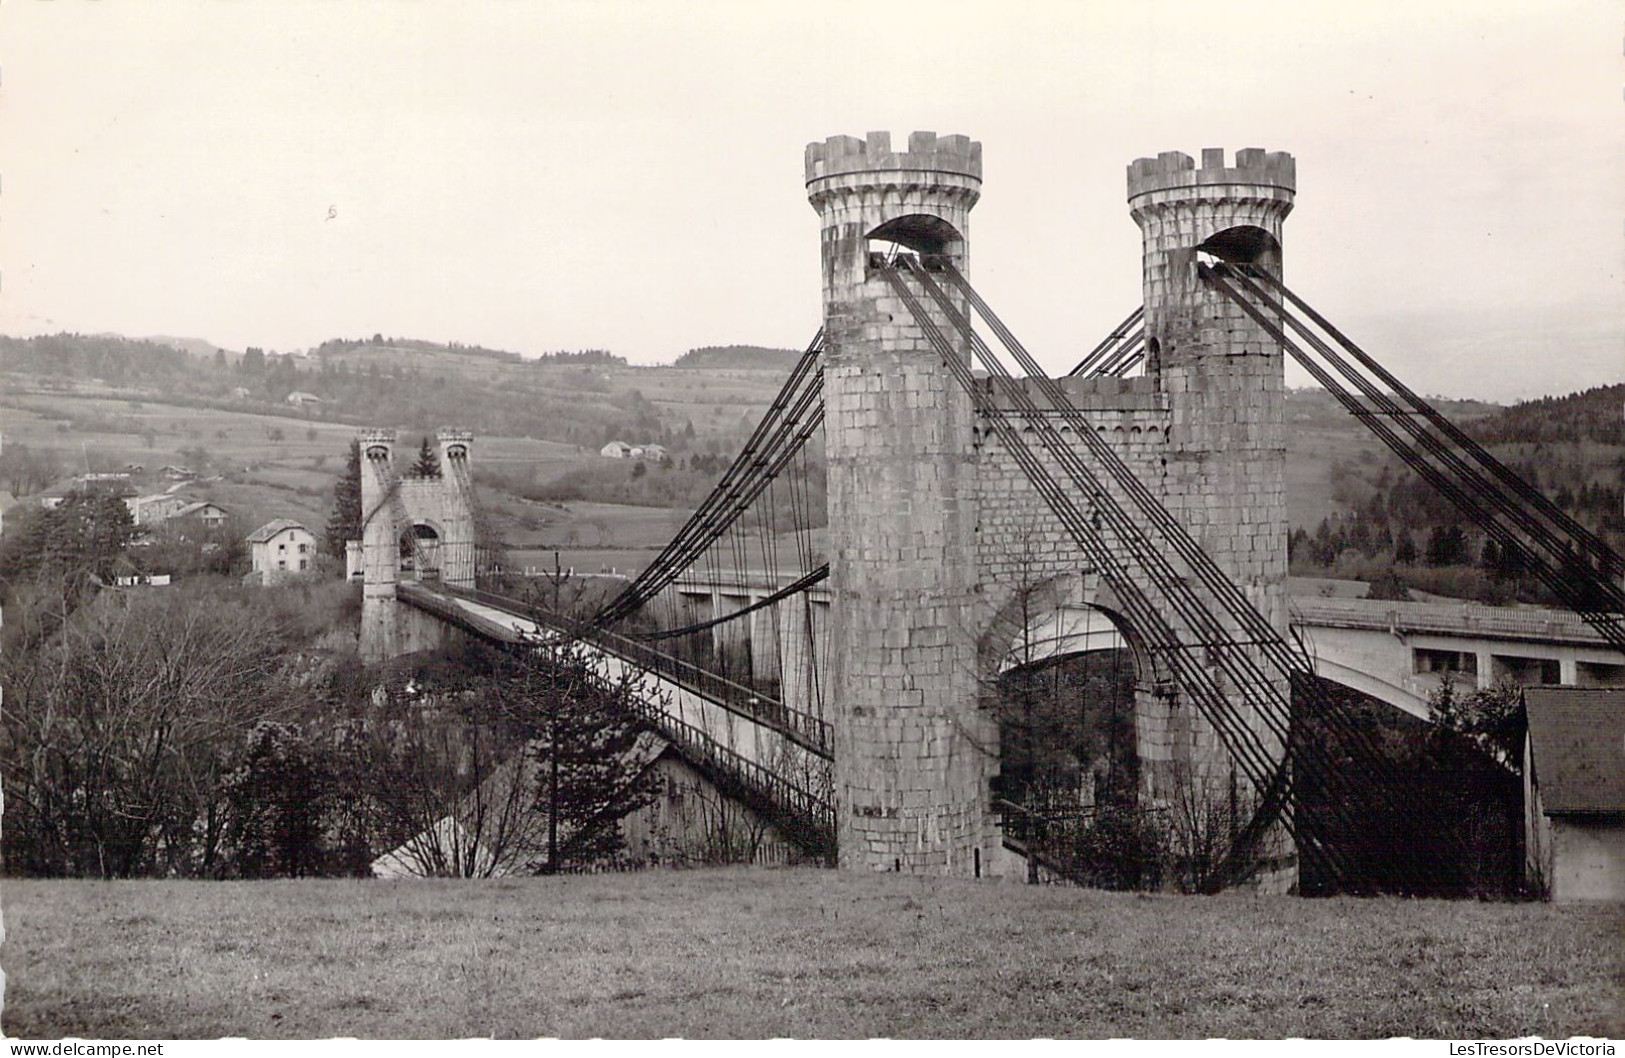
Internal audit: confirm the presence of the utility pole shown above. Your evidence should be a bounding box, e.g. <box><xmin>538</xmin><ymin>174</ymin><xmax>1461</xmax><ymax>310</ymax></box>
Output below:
<box><xmin>546</xmin><ymin>549</ymin><xmax>564</xmax><ymax>874</ymax></box>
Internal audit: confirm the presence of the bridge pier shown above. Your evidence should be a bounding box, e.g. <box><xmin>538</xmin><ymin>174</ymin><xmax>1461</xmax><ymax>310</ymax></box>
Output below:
<box><xmin>1126</xmin><ymin>149</ymin><xmax>1298</xmax><ymax>889</ymax></box>
<box><xmin>808</xmin><ymin>132</ymin><xmax>996</xmax><ymax>875</ymax></box>
<box><xmin>359</xmin><ymin>428</ymin><xmax>479</xmax><ymax>663</ymax></box>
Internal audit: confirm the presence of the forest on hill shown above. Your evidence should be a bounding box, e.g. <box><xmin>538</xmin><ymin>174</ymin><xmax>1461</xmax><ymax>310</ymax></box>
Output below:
<box><xmin>1465</xmin><ymin>382</ymin><xmax>1623</xmax><ymax>446</ymax></box>
<box><xmin>1291</xmin><ymin>383</ymin><xmax>1624</xmax><ymax>604</ymax></box>
<box><xmin>670</xmin><ymin>345</ymin><xmax>802</xmax><ymax>370</ymax></box>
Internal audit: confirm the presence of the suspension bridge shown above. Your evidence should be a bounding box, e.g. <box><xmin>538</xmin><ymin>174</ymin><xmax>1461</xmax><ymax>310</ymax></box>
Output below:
<box><xmin>354</xmin><ymin>134</ymin><xmax>1624</xmax><ymax>891</ymax></box>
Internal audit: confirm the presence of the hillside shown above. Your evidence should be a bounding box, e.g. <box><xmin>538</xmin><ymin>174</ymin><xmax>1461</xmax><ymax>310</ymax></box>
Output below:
<box><xmin>1467</xmin><ymin>382</ymin><xmax>1624</xmax><ymax>446</ymax></box>
<box><xmin>0</xmin><ymin>332</ymin><xmax>797</xmax><ymax>455</ymax></box>
<box><xmin>671</xmin><ymin>345</ymin><xmax>802</xmax><ymax>370</ymax></box>
<box><xmin>1289</xmin><ymin>384</ymin><xmax>1624</xmax><ymax>604</ymax></box>
<box><xmin>5</xmin><ymin>331</ymin><xmax>1613</xmax><ymax>597</ymax></box>
<box><xmin>0</xmin><ymin>332</ymin><xmax>804</xmax><ymax>571</ymax></box>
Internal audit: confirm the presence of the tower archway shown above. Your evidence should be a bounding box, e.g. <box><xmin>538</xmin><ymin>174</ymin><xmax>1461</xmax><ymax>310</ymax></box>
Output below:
<box><xmin>400</xmin><ymin>522</ymin><xmax>442</xmax><ymax>581</ymax></box>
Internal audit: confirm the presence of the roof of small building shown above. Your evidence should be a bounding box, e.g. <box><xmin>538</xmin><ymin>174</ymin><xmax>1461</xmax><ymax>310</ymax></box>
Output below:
<box><xmin>370</xmin><ymin>729</ymin><xmax>671</xmax><ymax>878</ymax></box>
<box><xmin>1525</xmin><ymin>687</ymin><xmax>1625</xmax><ymax>815</ymax></box>
<box><xmin>173</xmin><ymin>501</ymin><xmax>225</xmax><ymax>519</ymax></box>
<box><xmin>247</xmin><ymin>518</ymin><xmax>309</xmax><ymax>543</ymax></box>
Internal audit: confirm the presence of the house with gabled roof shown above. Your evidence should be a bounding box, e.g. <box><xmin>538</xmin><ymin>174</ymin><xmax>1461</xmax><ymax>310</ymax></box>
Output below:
<box><xmin>247</xmin><ymin>518</ymin><xmax>316</xmax><ymax>584</ymax></box>
<box><xmin>1523</xmin><ymin>687</ymin><xmax>1625</xmax><ymax>901</ymax></box>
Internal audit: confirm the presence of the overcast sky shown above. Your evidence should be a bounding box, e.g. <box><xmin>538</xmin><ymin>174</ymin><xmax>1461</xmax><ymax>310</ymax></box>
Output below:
<box><xmin>3</xmin><ymin>1</ymin><xmax>1620</xmax><ymax>402</ymax></box>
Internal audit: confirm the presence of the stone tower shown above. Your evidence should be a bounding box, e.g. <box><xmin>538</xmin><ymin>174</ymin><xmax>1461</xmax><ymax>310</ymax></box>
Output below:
<box><xmin>806</xmin><ymin>131</ymin><xmax>994</xmax><ymax>874</ymax></box>
<box><xmin>358</xmin><ymin>427</ymin><xmax>478</xmax><ymax>662</ymax></box>
<box><xmin>359</xmin><ymin>429</ymin><xmax>401</xmax><ymax>663</ymax></box>
<box><xmin>1129</xmin><ymin>148</ymin><xmax>1297</xmax><ymax>885</ymax></box>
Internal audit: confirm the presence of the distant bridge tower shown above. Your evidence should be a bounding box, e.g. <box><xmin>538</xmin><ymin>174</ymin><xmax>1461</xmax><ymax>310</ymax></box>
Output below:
<box><xmin>806</xmin><ymin>131</ymin><xmax>993</xmax><ymax>874</ymax></box>
<box><xmin>359</xmin><ymin>428</ymin><xmax>477</xmax><ymax>662</ymax></box>
<box><xmin>1128</xmin><ymin>148</ymin><xmax>1296</xmax><ymax>884</ymax></box>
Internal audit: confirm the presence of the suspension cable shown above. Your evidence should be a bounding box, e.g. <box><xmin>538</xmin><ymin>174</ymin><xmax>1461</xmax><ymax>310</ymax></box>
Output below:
<box><xmin>875</xmin><ymin>259</ymin><xmax>1348</xmax><ymax>885</ymax></box>
<box><xmin>1067</xmin><ymin>306</ymin><xmax>1145</xmax><ymax>377</ymax></box>
<box><xmin>1205</xmin><ymin>264</ymin><xmax>1624</xmax><ymax>650</ymax></box>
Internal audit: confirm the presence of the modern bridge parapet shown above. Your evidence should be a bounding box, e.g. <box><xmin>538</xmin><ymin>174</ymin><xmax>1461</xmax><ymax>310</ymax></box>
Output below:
<box><xmin>1292</xmin><ymin>597</ymin><xmax>1620</xmax><ymax>648</ymax></box>
<box><xmin>1292</xmin><ymin>596</ymin><xmax>1625</xmax><ymax>718</ymax></box>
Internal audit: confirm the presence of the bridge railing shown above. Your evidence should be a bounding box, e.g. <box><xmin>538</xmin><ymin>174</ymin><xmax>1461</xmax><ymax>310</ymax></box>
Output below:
<box><xmin>399</xmin><ymin>582</ymin><xmax>837</xmax><ymax>860</ymax></box>
<box><xmin>613</xmin><ymin>686</ymin><xmax>836</xmax><ymax>861</ymax></box>
<box><xmin>442</xmin><ymin>584</ymin><xmax>834</xmax><ymax>756</ymax></box>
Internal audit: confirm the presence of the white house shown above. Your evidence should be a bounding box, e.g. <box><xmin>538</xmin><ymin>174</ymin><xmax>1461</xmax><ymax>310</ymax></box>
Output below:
<box><xmin>285</xmin><ymin>391</ymin><xmax>324</xmax><ymax>407</ymax></box>
<box><xmin>248</xmin><ymin>519</ymin><xmax>317</xmax><ymax>583</ymax></box>
<box><xmin>601</xmin><ymin>440</ymin><xmax>669</xmax><ymax>461</ymax></box>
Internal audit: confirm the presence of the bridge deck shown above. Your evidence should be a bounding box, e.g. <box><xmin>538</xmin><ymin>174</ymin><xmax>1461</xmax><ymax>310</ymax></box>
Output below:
<box><xmin>396</xmin><ymin>582</ymin><xmax>837</xmax><ymax>860</ymax></box>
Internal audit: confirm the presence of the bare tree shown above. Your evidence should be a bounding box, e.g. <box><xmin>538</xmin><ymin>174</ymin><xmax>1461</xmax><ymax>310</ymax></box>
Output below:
<box><xmin>1</xmin><ymin>581</ymin><xmax>297</xmax><ymax>877</ymax></box>
<box><xmin>357</xmin><ymin>691</ymin><xmax>545</xmax><ymax>878</ymax></box>
<box><xmin>357</xmin><ymin>634</ymin><xmax>660</xmax><ymax>877</ymax></box>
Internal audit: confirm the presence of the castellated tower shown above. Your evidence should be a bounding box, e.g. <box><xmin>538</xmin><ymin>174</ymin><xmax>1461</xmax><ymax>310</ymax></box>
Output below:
<box><xmin>359</xmin><ymin>429</ymin><xmax>401</xmax><ymax>663</ymax></box>
<box><xmin>806</xmin><ymin>131</ymin><xmax>995</xmax><ymax>874</ymax></box>
<box><xmin>425</xmin><ymin>429</ymin><xmax>476</xmax><ymax>590</ymax></box>
<box><xmin>358</xmin><ymin>427</ymin><xmax>478</xmax><ymax>662</ymax></box>
<box><xmin>1129</xmin><ymin>148</ymin><xmax>1296</xmax><ymax>888</ymax></box>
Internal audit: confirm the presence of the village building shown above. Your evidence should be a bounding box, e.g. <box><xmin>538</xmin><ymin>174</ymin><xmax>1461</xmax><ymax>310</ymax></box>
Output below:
<box><xmin>285</xmin><ymin>391</ymin><xmax>324</xmax><ymax>407</ymax></box>
<box><xmin>600</xmin><ymin>440</ymin><xmax>668</xmax><ymax>461</ymax></box>
<box><xmin>247</xmin><ymin>519</ymin><xmax>317</xmax><ymax>583</ymax></box>
<box><xmin>125</xmin><ymin>493</ymin><xmax>193</xmax><ymax>526</ymax></box>
<box><xmin>171</xmin><ymin>501</ymin><xmax>228</xmax><ymax>530</ymax></box>
<box><xmin>33</xmin><ymin>474</ymin><xmax>135</xmax><ymax>509</ymax></box>
<box><xmin>1523</xmin><ymin>687</ymin><xmax>1625</xmax><ymax>901</ymax></box>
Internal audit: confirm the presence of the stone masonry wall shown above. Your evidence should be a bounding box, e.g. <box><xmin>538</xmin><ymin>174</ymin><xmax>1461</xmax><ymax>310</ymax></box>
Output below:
<box><xmin>359</xmin><ymin>428</ymin><xmax>478</xmax><ymax>662</ymax></box>
<box><xmin>801</xmin><ymin>137</ymin><xmax>1298</xmax><ymax>886</ymax></box>
<box><xmin>810</xmin><ymin>131</ymin><xmax>997</xmax><ymax>875</ymax></box>
<box><xmin>1129</xmin><ymin>149</ymin><xmax>1296</xmax><ymax>885</ymax></box>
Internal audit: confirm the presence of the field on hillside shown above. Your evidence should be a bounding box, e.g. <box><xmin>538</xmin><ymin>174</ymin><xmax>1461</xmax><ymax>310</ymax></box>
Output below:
<box><xmin>0</xmin><ymin>391</ymin><xmax>581</xmax><ymax>533</ymax></box>
<box><xmin>1279</xmin><ymin>389</ymin><xmax>1494</xmax><ymax>530</ymax></box>
<box><xmin>0</xmin><ymin>370</ymin><xmax>1567</xmax><ymax>584</ymax></box>
<box><xmin>4</xmin><ymin>869</ymin><xmax>1620</xmax><ymax>1040</ymax></box>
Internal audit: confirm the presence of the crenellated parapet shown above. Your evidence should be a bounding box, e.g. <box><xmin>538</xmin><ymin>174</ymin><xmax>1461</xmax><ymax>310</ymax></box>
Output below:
<box><xmin>1127</xmin><ymin>147</ymin><xmax>1294</xmax><ymax>202</ymax></box>
<box><xmin>437</xmin><ymin>428</ymin><xmax>473</xmax><ymax>465</ymax></box>
<box><xmin>809</xmin><ymin>131</ymin><xmax>981</xmax><ymax>186</ymax></box>
<box><xmin>1128</xmin><ymin>146</ymin><xmax>1297</xmax><ymax>377</ymax></box>
<box><xmin>805</xmin><ymin>132</ymin><xmax>981</xmax><ymax>270</ymax></box>
<box><xmin>359</xmin><ymin>428</ymin><xmax>396</xmax><ymax>463</ymax></box>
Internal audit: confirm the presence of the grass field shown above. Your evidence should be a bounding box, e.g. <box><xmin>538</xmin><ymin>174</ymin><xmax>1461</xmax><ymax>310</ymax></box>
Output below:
<box><xmin>3</xmin><ymin>868</ymin><xmax>1620</xmax><ymax>1040</ymax></box>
